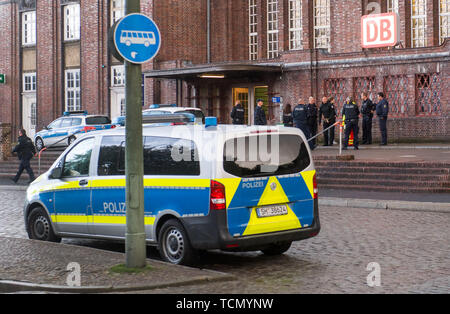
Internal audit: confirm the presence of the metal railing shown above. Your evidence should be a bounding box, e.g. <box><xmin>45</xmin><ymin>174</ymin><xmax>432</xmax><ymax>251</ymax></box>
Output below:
<box><xmin>307</xmin><ymin>120</ymin><xmax>345</xmax><ymax>155</ymax></box>
<box><xmin>36</xmin><ymin>133</ymin><xmax>76</xmax><ymax>175</ymax></box>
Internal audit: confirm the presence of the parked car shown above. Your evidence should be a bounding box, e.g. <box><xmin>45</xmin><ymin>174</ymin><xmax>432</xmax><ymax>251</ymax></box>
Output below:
<box><xmin>144</xmin><ymin>104</ymin><xmax>205</xmax><ymax>124</ymax></box>
<box><xmin>34</xmin><ymin>111</ymin><xmax>115</xmax><ymax>151</ymax></box>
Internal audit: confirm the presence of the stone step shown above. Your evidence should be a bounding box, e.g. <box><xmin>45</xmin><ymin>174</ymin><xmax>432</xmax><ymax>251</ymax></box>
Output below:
<box><xmin>314</xmin><ymin>160</ymin><xmax>450</xmax><ymax>169</ymax></box>
<box><xmin>318</xmin><ymin>177</ymin><xmax>448</xmax><ymax>188</ymax></box>
<box><xmin>316</xmin><ymin>166</ymin><xmax>450</xmax><ymax>175</ymax></box>
<box><xmin>317</xmin><ymin>183</ymin><xmax>450</xmax><ymax>194</ymax></box>
<box><xmin>317</xmin><ymin>171</ymin><xmax>450</xmax><ymax>183</ymax></box>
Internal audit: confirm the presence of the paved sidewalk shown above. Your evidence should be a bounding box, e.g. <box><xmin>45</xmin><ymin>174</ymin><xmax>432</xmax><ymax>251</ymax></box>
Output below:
<box><xmin>0</xmin><ymin>237</ymin><xmax>233</xmax><ymax>293</ymax></box>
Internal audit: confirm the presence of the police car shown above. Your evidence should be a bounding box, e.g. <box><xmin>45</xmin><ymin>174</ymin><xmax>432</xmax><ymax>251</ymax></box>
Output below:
<box><xmin>144</xmin><ymin>104</ymin><xmax>205</xmax><ymax>124</ymax></box>
<box><xmin>34</xmin><ymin>111</ymin><xmax>115</xmax><ymax>151</ymax></box>
<box><xmin>24</xmin><ymin>118</ymin><xmax>320</xmax><ymax>265</ymax></box>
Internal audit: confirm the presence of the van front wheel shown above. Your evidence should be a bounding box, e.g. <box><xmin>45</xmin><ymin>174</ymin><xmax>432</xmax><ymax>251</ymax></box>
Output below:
<box><xmin>260</xmin><ymin>241</ymin><xmax>292</xmax><ymax>256</ymax></box>
<box><xmin>27</xmin><ymin>207</ymin><xmax>61</xmax><ymax>243</ymax></box>
<box><xmin>158</xmin><ymin>219</ymin><xmax>197</xmax><ymax>265</ymax></box>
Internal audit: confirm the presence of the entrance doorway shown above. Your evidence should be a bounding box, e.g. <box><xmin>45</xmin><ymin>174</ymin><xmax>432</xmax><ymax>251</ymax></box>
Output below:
<box><xmin>22</xmin><ymin>94</ymin><xmax>37</xmax><ymax>138</ymax></box>
<box><xmin>232</xmin><ymin>86</ymin><xmax>268</xmax><ymax>125</ymax></box>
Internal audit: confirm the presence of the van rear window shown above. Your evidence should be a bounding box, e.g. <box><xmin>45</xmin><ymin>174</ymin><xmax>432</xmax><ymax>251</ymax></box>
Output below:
<box><xmin>86</xmin><ymin>116</ymin><xmax>111</xmax><ymax>125</ymax></box>
<box><xmin>223</xmin><ymin>134</ymin><xmax>310</xmax><ymax>178</ymax></box>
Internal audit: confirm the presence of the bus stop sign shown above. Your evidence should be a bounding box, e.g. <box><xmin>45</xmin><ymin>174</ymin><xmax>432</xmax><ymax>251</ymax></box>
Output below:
<box><xmin>113</xmin><ymin>13</ymin><xmax>161</xmax><ymax>64</ymax></box>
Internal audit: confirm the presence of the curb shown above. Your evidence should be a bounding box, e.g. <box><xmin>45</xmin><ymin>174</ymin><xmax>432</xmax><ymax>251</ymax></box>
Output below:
<box><xmin>319</xmin><ymin>197</ymin><xmax>450</xmax><ymax>213</ymax></box>
<box><xmin>0</xmin><ymin>272</ymin><xmax>235</xmax><ymax>294</ymax></box>
<box><xmin>0</xmin><ymin>185</ymin><xmax>28</xmax><ymax>191</ymax></box>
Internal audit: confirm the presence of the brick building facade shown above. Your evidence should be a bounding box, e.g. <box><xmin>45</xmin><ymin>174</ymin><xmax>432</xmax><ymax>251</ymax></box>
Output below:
<box><xmin>0</xmin><ymin>0</ymin><xmax>449</xmax><ymax>143</ymax></box>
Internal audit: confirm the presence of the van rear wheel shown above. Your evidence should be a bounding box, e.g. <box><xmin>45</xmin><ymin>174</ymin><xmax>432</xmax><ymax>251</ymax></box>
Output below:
<box><xmin>261</xmin><ymin>241</ymin><xmax>292</xmax><ymax>256</ymax></box>
<box><xmin>158</xmin><ymin>219</ymin><xmax>197</xmax><ymax>265</ymax></box>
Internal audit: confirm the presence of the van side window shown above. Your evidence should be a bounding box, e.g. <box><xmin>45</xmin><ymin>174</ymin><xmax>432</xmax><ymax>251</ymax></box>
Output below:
<box><xmin>62</xmin><ymin>137</ymin><xmax>95</xmax><ymax>178</ymax></box>
<box><xmin>144</xmin><ymin>136</ymin><xmax>200</xmax><ymax>176</ymax></box>
<box><xmin>97</xmin><ymin>136</ymin><xmax>125</xmax><ymax>176</ymax></box>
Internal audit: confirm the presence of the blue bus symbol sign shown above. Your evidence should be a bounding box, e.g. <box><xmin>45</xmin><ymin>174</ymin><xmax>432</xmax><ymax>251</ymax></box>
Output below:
<box><xmin>114</xmin><ymin>13</ymin><xmax>161</xmax><ymax>64</ymax></box>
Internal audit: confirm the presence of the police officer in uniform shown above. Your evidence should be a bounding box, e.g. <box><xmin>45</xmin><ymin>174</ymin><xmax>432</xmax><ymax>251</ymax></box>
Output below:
<box><xmin>341</xmin><ymin>96</ymin><xmax>360</xmax><ymax>150</ymax></box>
<box><xmin>254</xmin><ymin>99</ymin><xmax>267</xmax><ymax>126</ymax></box>
<box><xmin>319</xmin><ymin>96</ymin><xmax>337</xmax><ymax>146</ymax></box>
<box><xmin>230</xmin><ymin>100</ymin><xmax>245</xmax><ymax>125</ymax></box>
<box><xmin>376</xmin><ymin>92</ymin><xmax>389</xmax><ymax>146</ymax></box>
<box><xmin>307</xmin><ymin>97</ymin><xmax>318</xmax><ymax>149</ymax></box>
<box><xmin>361</xmin><ymin>92</ymin><xmax>375</xmax><ymax>145</ymax></box>
<box><xmin>11</xmin><ymin>129</ymin><xmax>36</xmax><ymax>184</ymax></box>
<box><xmin>293</xmin><ymin>98</ymin><xmax>311</xmax><ymax>143</ymax></box>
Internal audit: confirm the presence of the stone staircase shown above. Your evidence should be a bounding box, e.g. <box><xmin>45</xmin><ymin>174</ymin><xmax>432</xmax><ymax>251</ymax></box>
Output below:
<box><xmin>314</xmin><ymin>158</ymin><xmax>450</xmax><ymax>193</ymax></box>
<box><xmin>0</xmin><ymin>150</ymin><xmax>62</xmax><ymax>179</ymax></box>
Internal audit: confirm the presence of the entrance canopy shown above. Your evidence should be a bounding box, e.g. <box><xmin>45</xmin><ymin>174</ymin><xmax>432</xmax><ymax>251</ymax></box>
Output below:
<box><xmin>143</xmin><ymin>63</ymin><xmax>282</xmax><ymax>80</ymax></box>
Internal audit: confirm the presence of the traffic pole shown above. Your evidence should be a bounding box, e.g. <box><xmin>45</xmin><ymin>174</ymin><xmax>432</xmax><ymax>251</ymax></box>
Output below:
<box><xmin>125</xmin><ymin>0</ymin><xmax>146</xmax><ymax>269</ymax></box>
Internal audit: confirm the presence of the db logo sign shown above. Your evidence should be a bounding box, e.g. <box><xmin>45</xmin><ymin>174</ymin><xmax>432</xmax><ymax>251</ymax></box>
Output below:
<box><xmin>361</xmin><ymin>13</ymin><xmax>400</xmax><ymax>48</ymax></box>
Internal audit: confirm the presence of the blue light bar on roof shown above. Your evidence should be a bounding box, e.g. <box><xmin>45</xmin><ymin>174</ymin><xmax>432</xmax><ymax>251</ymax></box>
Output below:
<box><xmin>205</xmin><ymin>117</ymin><xmax>217</xmax><ymax>129</ymax></box>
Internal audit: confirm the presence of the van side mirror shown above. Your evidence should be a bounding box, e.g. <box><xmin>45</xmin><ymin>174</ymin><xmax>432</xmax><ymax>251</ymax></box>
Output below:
<box><xmin>49</xmin><ymin>167</ymin><xmax>62</xmax><ymax>179</ymax></box>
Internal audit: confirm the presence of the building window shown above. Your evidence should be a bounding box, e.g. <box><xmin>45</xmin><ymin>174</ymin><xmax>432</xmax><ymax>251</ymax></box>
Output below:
<box><xmin>313</xmin><ymin>0</ymin><xmax>331</xmax><ymax>50</ymax></box>
<box><xmin>289</xmin><ymin>0</ymin><xmax>303</xmax><ymax>50</ymax></box>
<box><xmin>22</xmin><ymin>11</ymin><xmax>36</xmax><ymax>46</ymax></box>
<box><xmin>65</xmin><ymin>69</ymin><xmax>81</xmax><ymax>112</ymax></box>
<box><xmin>354</xmin><ymin>77</ymin><xmax>376</xmax><ymax>104</ymax></box>
<box><xmin>111</xmin><ymin>65</ymin><xmax>125</xmax><ymax>86</ymax></box>
<box><xmin>111</xmin><ymin>0</ymin><xmax>125</xmax><ymax>26</ymax></box>
<box><xmin>23</xmin><ymin>72</ymin><xmax>37</xmax><ymax>92</ymax></box>
<box><xmin>440</xmin><ymin>0</ymin><xmax>450</xmax><ymax>44</ymax></box>
<box><xmin>323</xmin><ymin>78</ymin><xmax>347</xmax><ymax>114</ymax></box>
<box><xmin>64</xmin><ymin>3</ymin><xmax>80</xmax><ymax>41</ymax></box>
<box><xmin>383</xmin><ymin>75</ymin><xmax>409</xmax><ymax>116</ymax></box>
<box><xmin>267</xmin><ymin>0</ymin><xmax>279</xmax><ymax>59</ymax></box>
<box><xmin>416</xmin><ymin>73</ymin><xmax>442</xmax><ymax>115</ymax></box>
<box><xmin>249</xmin><ymin>0</ymin><xmax>258</xmax><ymax>61</ymax></box>
<box><xmin>387</xmin><ymin>0</ymin><xmax>399</xmax><ymax>13</ymax></box>
<box><xmin>411</xmin><ymin>0</ymin><xmax>427</xmax><ymax>48</ymax></box>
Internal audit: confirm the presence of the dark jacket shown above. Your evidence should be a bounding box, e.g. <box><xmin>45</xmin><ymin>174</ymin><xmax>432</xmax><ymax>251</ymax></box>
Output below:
<box><xmin>254</xmin><ymin>105</ymin><xmax>267</xmax><ymax>125</ymax></box>
<box><xmin>306</xmin><ymin>103</ymin><xmax>318</xmax><ymax>127</ymax></box>
<box><xmin>292</xmin><ymin>104</ymin><xmax>309</xmax><ymax>126</ymax></box>
<box><xmin>376</xmin><ymin>98</ymin><xmax>389</xmax><ymax>118</ymax></box>
<box><xmin>361</xmin><ymin>99</ymin><xmax>376</xmax><ymax>118</ymax></box>
<box><xmin>342</xmin><ymin>101</ymin><xmax>360</xmax><ymax>121</ymax></box>
<box><xmin>283</xmin><ymin>113</ymin><xmax>293</xmax><ymax>127</ymax></box>
<box><xmin>319</xmin><ymin>101</ymin><xmax>337</xmax><ymax>124</ymax></box>
<box><xmin>13</xmin><ymin>135</ymin><xmax>36</xmax><ymax>160</ymax></box>
<box><xmin>230</xmin><ymin>104</ymin><xmax>245</xmax><ymax>125</ymax></box>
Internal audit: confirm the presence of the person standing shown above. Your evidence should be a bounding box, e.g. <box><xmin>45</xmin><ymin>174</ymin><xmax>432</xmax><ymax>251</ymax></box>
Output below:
<box><xmin>254</xmin><ymin>99</ymin><xmax>267</xmax><ymax>126</ymax></box>
<box><xmin>306</xmin><ymin>97</ymin><xmax>318</xmax><ymax>149</ymax></box>
<box><xmin>230</xmin><ymin>100</ymin><xmax>245</xmax><ymax>125</ymax></box>
<box><xmin>319</xmin><ymin>96</ymin><xmax>337</xmax><ymax>146</ymax></box>
<box><xmin>341</xmin><ymin>96</ymin><xmax>360</xmax><ymax>150</ymax></box>
<box><xmin>293</xmin><ymin>98</ymin><xmax>311</xmax><ymax>142</ymax></box>
<box><xmin>283</xmin><ymin>104</ymin><xmax>293</xmax><ymax>127</ymax></box>
<box><xmin>11</xmin><ymin>129</ymin><xmax>36</xmax><ymax>184</ymax></box>
<box><xmin>376</xmin><ymin>92</ymin><xmax>389</xmax><ymax>146</ymax></box>
<box><xmin>361</xmin><ymin>92</ymin><xmax>376</xmax><ymax>145</ymax></box>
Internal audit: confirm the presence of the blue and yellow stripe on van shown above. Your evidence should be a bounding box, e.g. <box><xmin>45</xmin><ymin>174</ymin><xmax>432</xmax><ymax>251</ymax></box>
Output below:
<box><xmin>217</xmin><ymin>170</ymin><xmax>316</xmax><ymax>237</ymax></box>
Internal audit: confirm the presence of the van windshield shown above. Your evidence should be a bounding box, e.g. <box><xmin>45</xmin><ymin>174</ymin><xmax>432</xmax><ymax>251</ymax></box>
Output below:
<box><xmin>223</xmin><ymin>134</ymin><xmax>310</xmax><ymax>178</ymax></box>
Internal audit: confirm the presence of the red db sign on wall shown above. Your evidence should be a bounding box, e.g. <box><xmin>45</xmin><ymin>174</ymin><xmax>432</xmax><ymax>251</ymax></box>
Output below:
<box><xmin>361</xmin><ymin>13</ymin><xmax>400</xmax><ymax>48</ymax></box>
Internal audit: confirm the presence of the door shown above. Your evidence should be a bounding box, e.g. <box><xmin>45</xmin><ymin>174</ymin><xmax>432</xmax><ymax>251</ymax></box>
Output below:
<box><xmin>233</xmin><ymin>88</ymin><xmax>249</xmax><ymax>125</ymax></box>
<box><xmin>22</xmin><ymin>95</ymin><xmax>37</xmax><ymax>138</ymax></box>
<box><xmin>111</xmin><ymin>90</ymin><xmax>126</xmax><ymax>119</ymax></box>
<box><xmin>53</xmin><ymin>137</ymin><xmax>95</xmax><ymax>235</ymax></box>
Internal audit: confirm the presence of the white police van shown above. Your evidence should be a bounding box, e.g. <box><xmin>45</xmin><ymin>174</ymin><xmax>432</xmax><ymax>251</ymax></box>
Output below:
<box><xmin>24</xmin><ymin>118</ymin><xmax>320</xmax><ymax>265</ymax></box>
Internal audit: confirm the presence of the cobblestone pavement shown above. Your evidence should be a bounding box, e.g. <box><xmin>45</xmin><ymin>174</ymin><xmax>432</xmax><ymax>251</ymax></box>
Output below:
<box><xmin>2</xmin><ymin>190</ymin><xmax>449</xmax><ymax>293</ymax></box>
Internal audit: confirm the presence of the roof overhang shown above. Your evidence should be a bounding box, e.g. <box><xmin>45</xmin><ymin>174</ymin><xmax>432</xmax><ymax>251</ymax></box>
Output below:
<box><xmin>143</xmin><ymin>63</ymin><xmax>282</xmax><ymax>80</ymax></box>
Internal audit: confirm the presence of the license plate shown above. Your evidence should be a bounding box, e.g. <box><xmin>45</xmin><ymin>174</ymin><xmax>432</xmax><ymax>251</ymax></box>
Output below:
<box><xmin>256</xmin><ymin>204</ymin><xmax>288</xmax><ymax>218</ymax></box>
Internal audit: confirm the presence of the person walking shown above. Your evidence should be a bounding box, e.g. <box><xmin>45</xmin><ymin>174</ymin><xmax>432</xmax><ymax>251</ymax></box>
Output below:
<box><xmin>11</xmin><ymin>129</ymin><xmax>36</xmax><ymax>184</ymax></box>
<box><xmin>376</xmin><ymin>92</ymin><xmax>389</xmax><ymax>146</ymax></box>
<box><xmin>306</xmin><ymin>97</ymin><xmax>318</xmax><ymax>149</ymax></box>
<box><xmin>319</xmin><ymin>96</ymin><xmax>337</xmax><ymax>146</ymax></box>
<box><xmin>341</xmin><ymin>96</ymin><xmax>360</xmax><ymax>150</ymax></box>
<box><xmin>230</xmin><ymin>100</ymin><xmax>245</xmax><ymax>125</ymax></box>
<box><xmin>282</xmin><ymin>104</ymin><xmax>293</xmax><ymax>127</ymax></box>
<box><xmin>361</xmin><ymin>92</ymin><xmax>376</xmax><ymax>144</ymax></box>
<box><xmin>293</xmin><ymin>98</ymin><xmax>311</xmax><ymax>142</ymax></box>
<box><xmin>254</xmin><ymin>99</ymin><xmax>267</xmax><ymax>126</ymax></box>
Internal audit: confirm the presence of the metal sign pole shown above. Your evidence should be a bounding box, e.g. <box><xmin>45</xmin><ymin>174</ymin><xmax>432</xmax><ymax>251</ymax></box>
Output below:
<box><xmin>124</xmin><ymin>0</ymin><xmax>146</xmax><ymax>269</ymax></box>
